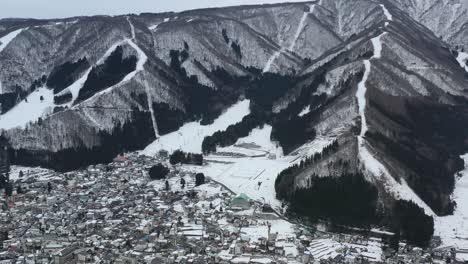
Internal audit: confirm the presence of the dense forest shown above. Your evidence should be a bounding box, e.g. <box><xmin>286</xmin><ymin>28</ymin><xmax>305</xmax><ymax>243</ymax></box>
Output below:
<box><xmin>167</xmin><ymin>48</ymin><xmax>240</xmax><ymax>125</ymax></box>
<box><xmin>47</xmin><ymin>57</ymin><xmax>90</xmax><ymax>94</ymax></box>
<box><xmin>10</xmin><ymin>108</ymin><xmax>155</xmax><ymax>171</ymax></box>
<box><xmin>76</xmin><ymin>46</ymin><xmax>137</xmax><ymax>103</ymax></box>
<box><xmin>275</xmin><ymin>141</ymin><xmax>340</xmax><ymax>200</ymax></box>
<box><xmin>287</xmin><ymin>173</ymin><xmax>379</xmax><ymax>227</ymax></box>
<box><xmin>152</xmin><ymin>102</ymin><xmax>186</xmax><ymax>135</ymax></box>
<box><xmin>169</xmin><ymin>150</ymin><xmax>203</xmax><ymax>166</ymax></box>
<box><xmin>148</xmin><ymin>163</ymin><xmax>170</xmax><ymax>180</ymax></box>
<box><xmin>391</xmin><ymin>200</ymin><xmax>434</xmax><ymax>248</ymax></box>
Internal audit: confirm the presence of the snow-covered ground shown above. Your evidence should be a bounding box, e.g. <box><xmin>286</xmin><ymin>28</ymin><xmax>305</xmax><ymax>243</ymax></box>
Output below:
<box><xmin>379</xmin><ymin>4</ymin><xmax>393</xmax><ymax>21</ymax></box>
<box><xmin>456</xmin><ymin>51</ymin><xmax>468</xmax><ymax>72</ymax></box>
<box><xmin>0</xmin><ymin>28</ymin><xmax>26</xmax><ymax>53</ymax></box>
<box><xmin>180</xmin><ymin>126</ymin><xmax>336</xmax><ymax>210</ymax></box>
<box><xmin>435</xmin><ymin>154</ymin><xmax>468</xmax><ymax>260</ymax></box>
<box><xmin>298</xmin><ymin>105</ymin><xmax>310</xmax><ymax>117</ymax></box>
<box><xmin>142</xmin><ymin>99</ymin><xmax>251</xmax><ymax>155</ymax></box>
<box><xmin>0</xmin><ymin>87</ymin><xmax>54</xmax><ymax>129</ymax></box>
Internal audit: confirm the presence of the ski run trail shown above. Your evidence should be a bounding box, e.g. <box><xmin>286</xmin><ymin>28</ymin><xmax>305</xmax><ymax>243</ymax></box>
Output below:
<box><xmin>355</xmin><ymin>4</ymin><xmax>435</xmax><ymax>216</ymax></box>
<box><xmin>262</xmin><ymin>0</ymin><xmax>321</xmax><ymax>72</ymax></box>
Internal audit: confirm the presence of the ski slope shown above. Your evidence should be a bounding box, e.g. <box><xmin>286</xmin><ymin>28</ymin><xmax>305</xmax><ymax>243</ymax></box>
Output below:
<box><xmin>0</xmin><ymin>28</ymin><xmax>26</xmax><ymax>53</ymax></box>
<box><xmin>355</xmin><ymin>24</ymin><xmax>434</xmax><ymax>215</ymax></box>
<box><xmin>142</xmin><ymin>99</ymin><xmax>251</xmax><ymax>155</ymax></box>
<box><xmin>0</xmin><ymin>87</ymin><xmax>54</xmax><ymax>129</ymax></box>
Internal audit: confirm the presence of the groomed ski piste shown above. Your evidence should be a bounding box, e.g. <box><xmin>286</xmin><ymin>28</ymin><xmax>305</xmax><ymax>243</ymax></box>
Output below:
<box><xmin>0</xmin><ymin>28</ymin><xmax>27</xmax><ymax>53</ymax></box>
<box><xmin>0</xmin><ymin>87</ymin><xmax>54</xmax><ymax>129</ymax></box>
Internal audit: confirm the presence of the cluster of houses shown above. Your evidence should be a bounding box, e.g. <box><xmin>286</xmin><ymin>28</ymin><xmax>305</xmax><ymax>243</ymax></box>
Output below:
<box><xmin>0</xmin><ymin>151</ymin><xmax>464</xmax><ymax>263</ymax></box>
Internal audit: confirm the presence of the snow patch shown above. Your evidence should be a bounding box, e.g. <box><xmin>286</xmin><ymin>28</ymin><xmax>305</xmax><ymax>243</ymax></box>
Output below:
<box><xmin>142</xmin><ymin>99</ymin><xmax>251</xmax><ymax>155</ymax></box>
<box><xmin>456</xmin><ymin>51</ymin><xmax>468</xmax><ymax>72</ymax></box>
<box><xmin>379</xmin><ymin>4</ymin><xmax>393</xmax><ymax>21</ymax></box>
<box><xmin>0</xmin><ymin>28</ymin><xmax>26</xmax><ymax>53</ymax></box>
<box><xmin>148</xmin><ymin>24</ymin><xmax>159</xmax><ymax>30</ymax></box>
<box><xmin>0</xmin><ymin>87</ymin><xmax>54</xmax><ymax>129</ymax></box>
<box><xmin>298</xmin><ymin>105</ymin><xmax>310</xmax><ymax>117</ymax></box>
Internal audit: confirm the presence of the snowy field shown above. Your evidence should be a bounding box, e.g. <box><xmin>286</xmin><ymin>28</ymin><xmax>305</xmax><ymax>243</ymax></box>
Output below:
<box><xmin>0</xmin><ymin>87</ymin><xmax>54</xmax><ymax>129</ymax></box>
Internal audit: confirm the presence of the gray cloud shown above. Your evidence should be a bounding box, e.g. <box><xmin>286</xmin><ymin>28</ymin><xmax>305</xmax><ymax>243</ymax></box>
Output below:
<box><xmin>0</xmin><ymin>0</ymin><xmax>309</xmax><ymax>19</ymax></box>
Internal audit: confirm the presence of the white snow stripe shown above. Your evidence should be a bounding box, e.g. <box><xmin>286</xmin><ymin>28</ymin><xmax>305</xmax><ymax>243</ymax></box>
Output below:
<box><xmin>263</xmin><ymin>2</ymin><xmax>319</xmax><ymax>73</ymax></box>
<box><xmin>0</xmin><ymin>28</ymin><xmax>26</xmax><ymax>53</ymax></box>
<box><xmin>379</xmin><ymin>4</ymin><xmax>393</xmax><ymax>21</ymax></box>
<box><xmin>356</xmin><ymin>33</ymin><xmax>434</xmax><ymax>215</ymax></box>
<box><xmin>262</xmin><ymin>48</ymin><xmax>285</xmax><ymax>73</ymax></box>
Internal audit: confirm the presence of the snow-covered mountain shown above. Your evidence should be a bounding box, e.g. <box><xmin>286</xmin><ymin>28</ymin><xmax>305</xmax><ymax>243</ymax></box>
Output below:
<box><xmin>1</xmin><ymin>0</ymin><xmax>468</xmax><ymax>241</ymax></box>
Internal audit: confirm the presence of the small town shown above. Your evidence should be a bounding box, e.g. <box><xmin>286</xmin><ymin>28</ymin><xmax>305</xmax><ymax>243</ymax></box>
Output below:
<box><xmin>0</xmin><ymin>150</ymin><xmax>463</xmax><ymax>264</ymax></box>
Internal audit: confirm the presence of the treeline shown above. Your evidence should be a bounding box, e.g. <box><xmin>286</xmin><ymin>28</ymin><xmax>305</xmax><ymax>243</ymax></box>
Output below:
<box><xmin>47</xmin><ymin>57</ymin><xmax>89</xmax><ymax>94</ymax></box>
<box><xmin>202</xmin><ymin>105</ymin><xmax>268</xmax><ymax>153</ymax></box>
<box><xmin>287</xmin><ymin>173</ymin><xmax>379</xmax><ymax>227</ymax></box>
<box><xmin>169</xmin><ymin>150</ymin><xmax>203</xmax><ymax>165</ymax></box>
<box><xmin>10</xmin><ymin>109</ymin><xmax>155</xmax><ymax>172</ymax></box>
<box><xmin>391</xmin><ymin>200</ymin><xmax>434</xmax><ymax>248</ymax></box>
<box><xmin>275</xmin><ymin>141</ymin><xmax>340</xmax><ymax>199</ymax></box>
<box><xmin>76</xmin><ymin>46</ymin><xmax>137</xmax><ymax>103</ymax></box>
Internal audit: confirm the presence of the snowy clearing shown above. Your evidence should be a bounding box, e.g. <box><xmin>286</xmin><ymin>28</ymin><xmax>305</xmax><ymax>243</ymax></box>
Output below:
<box><xmin>0</xmin><ymin>87</ymin><xmax>54</xmax><ymax>130</ymax></box>
<box><xmin>298</xmin><ymin>105</ymin><xmax>310</xmax><ymax>117</ymax></box>
<box><xmin>0</xmin><ymin>28</ymin><xmax>26</xmax><ymax>53</ymax></box>
<box><xmin>142</xmin><ymin>99</ymin><xmax>251</xmax><ymax>155</ymax></box>
<box><xmin>456</xmin><ymin>51</ymin><xmax>468</xmax><ymax>72</ymax></box>
<box><xmin>435</xmin><ymin>154</ymin><xmax>468</xmax><ymax>259</ymax></box>
<box><xmin>379</xmin><ymin>4</ymin><xmax>393</xmax><ymax>21</ymax></box>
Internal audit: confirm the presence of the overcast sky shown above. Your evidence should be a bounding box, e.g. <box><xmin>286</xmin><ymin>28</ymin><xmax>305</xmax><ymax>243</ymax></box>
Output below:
<box><xmin>0</xmin><ymin>0</ymin><xmax>309</xmax><ymax>19</ymax></box>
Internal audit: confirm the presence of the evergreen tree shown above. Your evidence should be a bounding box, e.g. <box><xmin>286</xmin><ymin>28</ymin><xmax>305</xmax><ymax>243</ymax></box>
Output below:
<box><xmin>195</xmin><ymin>173</ymin><xmax>205</xmax><ymax>186</ymax></box>
<box><xmin>180</xmin><ymin>178</ymin><xmax>186</xmax><ymax>189</ymax></box>
<box><xmin>148</xmin><ymin>164</ymin><xmax>170</xmax><ymax>180</ymax></box>
<box><xmin>165</xmin><ymin>180</ymin><xmax>170</xmax><ymax>191</ymax></box>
